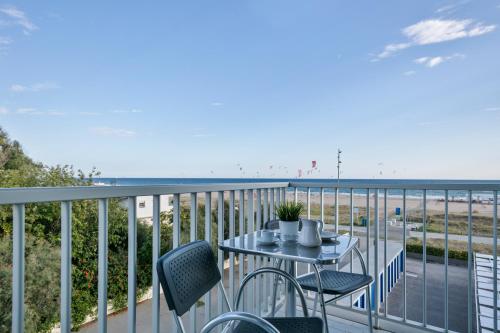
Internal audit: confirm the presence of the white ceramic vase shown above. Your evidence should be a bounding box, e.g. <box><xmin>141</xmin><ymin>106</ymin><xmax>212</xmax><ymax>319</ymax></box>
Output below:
<box><xmin>279</xmin><ymin>220</ymin><xmax>299</xmax><ymax>242</ymax></box>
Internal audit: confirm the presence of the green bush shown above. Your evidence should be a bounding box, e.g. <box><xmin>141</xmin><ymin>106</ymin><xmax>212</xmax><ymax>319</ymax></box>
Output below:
<box><xmin>0</xmin><ymin>235</ymin><xmax>60</xmax><ymax>333</ymax></box>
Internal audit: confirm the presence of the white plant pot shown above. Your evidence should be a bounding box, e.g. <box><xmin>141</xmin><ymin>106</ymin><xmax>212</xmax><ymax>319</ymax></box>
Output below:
<box><xmin>279</xmin><ymin>220</ymin><xmax>299</xmax><ymax>242</ymax></box>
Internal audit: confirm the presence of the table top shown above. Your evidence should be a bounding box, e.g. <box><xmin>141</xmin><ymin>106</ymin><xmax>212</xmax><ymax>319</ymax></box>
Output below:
<box><xmin>219</xmin><ymin>231</ymin><xmax>359</xmax><ymax>265</ymax></box>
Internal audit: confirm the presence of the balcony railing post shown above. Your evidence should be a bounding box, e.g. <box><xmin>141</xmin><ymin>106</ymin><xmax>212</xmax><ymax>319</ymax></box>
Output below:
<box><xmin>189</xmin><ymin>193</ymin><xmax>198</xmax><ymax>331</ymax></box>
<box><xmin>403</xmin><ymin>189</ymin><xmax>407</xmax><ymax>322</ymax></box>
<box><xmin>467</xmin><ymin>190</ymin><xmax>473</xmax><ymax>333</ymax></box>
<box><xmin>423</xmin><ymin>190</ymin><xmax>427</xmax><ymax>327</ymax></box>
<box><xmin>383</xmin><ymin>189</ymin><xmax>388</xmax><ymax>317</ymax></box>
<box><xmin>152</xmin><ymin>195</ymin><xmax>160</xmax><ymax>333</ymax></box>
<box><xmin>444</xmin><ymin>190</ymin><xmax>449</xmax><ymax>331</ymax></box>
<box><xmin>494</xmin><ymin>191</ymin><xmax>498</xmax><ymax>333</ymax></box>
<box><xmin>217</xmin><ymin>191</ymin><xmax>225</xmax><ymax>316</ymax></box>
<box><xmin>270</xmin><ymin>188</ymin><xmax>275</xmax><ymax>220</ymax></box>
<box><xmin>307</xmin><ymin>187</ymin><xmax>311</xmax><ymax>219</ymax></box>
<box><xmin>205</xmin><ymin>192</ymin><xmax>212</xmax><ymax>321</ymax></box>
<box><xmin>256</xmin><ymin>189</ymin><xmax>262</xmax><ymax>316</ymax></box>
<box><xmin>239</xmin><ymin>190</ymin><xmax>245</xmax><ymax>309</ymax></box>
<box><xmin>61</xmin><ymin>201</ymin><xmax>72</xmax><ymax>332</ymax></box>
<box><xmin>229</xmin><ymin>191</ymin><xmax>235</xmax><ymax>306</ymax></box>
<box><xmin>320</xmin><ymin>187</ymin><xmax>324</xmax><ymax>222</ymax></box>
<box><xmin>335</xmin><ymin>187</ymin><xmax>339</xmax><ymax>233</ymax></box>
<box><xmin>12</xmin><ymin>203</ymin><xmax>25</xmax><ymax>333</ymax></box>
<box><xmin>98</xmin><ymin>199</ymin><xmax>108</xmax><ymax>333</ymax></box>
<box><xmin>374</xmin><ymin>189</ymin><xmax>380</xmax><ymax>326</ymax></box>
<box><xmin>247</xmin><ymin>189</ymin><xmax>255</xmax><ymax>311</ymax></box>
<box><xmin>127</xmin><ymin>197</ymin><xmax>137</xmax><ymax>333</ymax></box>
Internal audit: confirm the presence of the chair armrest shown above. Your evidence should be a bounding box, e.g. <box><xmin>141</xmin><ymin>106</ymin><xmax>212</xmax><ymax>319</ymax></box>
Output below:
<box><xmin>200</xmin><ymin>311</ymin><xmax>279</xmax><ymax>333</ymax></box>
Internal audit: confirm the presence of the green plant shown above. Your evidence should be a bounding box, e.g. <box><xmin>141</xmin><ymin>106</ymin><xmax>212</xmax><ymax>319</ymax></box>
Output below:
<box><xmin>275</xmin><ymin>201</ymin><xmax>304</xmax><ymax>222</ymax></box>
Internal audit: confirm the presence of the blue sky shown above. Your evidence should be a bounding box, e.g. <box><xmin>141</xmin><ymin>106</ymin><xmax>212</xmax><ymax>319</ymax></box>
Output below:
<box><xmin>0</xmin><ymin>1</ymin><xmax>499</xmax><ymax>179</ymax></box>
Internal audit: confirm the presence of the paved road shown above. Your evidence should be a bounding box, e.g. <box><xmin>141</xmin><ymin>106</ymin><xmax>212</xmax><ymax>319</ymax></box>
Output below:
<box><xmin>385</xmin><ymin>257</ymin><xmax>476</xmax><ymax>333</ymax></box>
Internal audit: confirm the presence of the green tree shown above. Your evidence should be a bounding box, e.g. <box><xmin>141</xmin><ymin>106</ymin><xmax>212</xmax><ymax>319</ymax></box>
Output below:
<box><xmin>0</xmin><ymin>127</ymin><xmax>160</xmax><ymax>331</ymax></box>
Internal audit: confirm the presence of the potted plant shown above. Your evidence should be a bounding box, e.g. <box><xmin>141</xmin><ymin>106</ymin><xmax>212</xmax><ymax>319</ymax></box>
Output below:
<box><xmin>276</xmin><ymin>201</ymin><xmax>304</xmax><ymax>241</ymax></box>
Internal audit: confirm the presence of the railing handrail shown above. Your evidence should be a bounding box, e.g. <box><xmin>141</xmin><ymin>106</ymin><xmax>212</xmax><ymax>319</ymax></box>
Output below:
<box><xmin>290</xmin><ymin>179</ymin><xmax>500</xmax><ymax>191</ymax></box>
<box><xmin>0</xmin><ymin>182</ymin><xmax>289</xmax><ymax>205</ymax></box>
<box><xmin>2</xmin><ymin>179</ymin><xmax>500</xmax><ymax>205</ymax></box>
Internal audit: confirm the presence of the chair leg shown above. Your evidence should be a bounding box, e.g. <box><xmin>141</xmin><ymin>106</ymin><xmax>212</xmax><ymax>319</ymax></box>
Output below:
<box><xmin>312</xmin><ymin>264</ymin><xmax>329</xmax><ymax>333</ymax></box>
<box><xmin>365</xmin><ymin>286</ymin><xmax>373</xmax><ymax>333</ymax></box>
<box><xmin>270</xmin><ymin>259</ymin><xmax>283</xmax><ymax>316</ymax></box>
<box><xmin>312</xmin><ymin>292</ymin><xmax>318</xmax><ymax>317</ymax></box>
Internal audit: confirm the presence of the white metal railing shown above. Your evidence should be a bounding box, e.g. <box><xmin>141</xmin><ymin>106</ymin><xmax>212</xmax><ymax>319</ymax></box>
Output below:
<box><xmin>1</xmin><ymin>180</ymin><xmax>499</xmax><ymax>333</ymax></box>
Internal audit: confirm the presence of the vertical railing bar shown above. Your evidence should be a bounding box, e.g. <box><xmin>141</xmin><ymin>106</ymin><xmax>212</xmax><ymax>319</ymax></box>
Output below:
<box><xmin>189</xmin><ymin>193</ymin><xmax>198</xmax><ymax>332</ymax></box>
<box><xmin>307</xmin><ymin>187</ymin><xmax>311</xmax><ymax>219</ymax></box>
<box><xmin>383</xmin><ymin>189</ymin><xmax>388</xmax><ymax>318</ymax></box>
<box><xmin>152</xmin><ymin>196</ymin><xmax>160</xmax><ymax>333</ymax></box>
<box><xmin>205</xmin><ymin>192</ymin><xmax>212</xmax><ymax>321</ymax></box>
<box><xmin>276</xmin><ymin>187</ymin><xmax>281</xmax><ymax>208</ymax></box>
<box><xmin>467</xmin><ymin>190</ymin><xmax>472</xmax><ymax>333</ymax></box>
<box><xmin>403</xmin><ymin>189</ymin><xmax>407</xmax><ymax>322</ymax></box>
<box><xmin>270</xmin><ymin>188</ymin><xmax>275</xmax><ymax>219</ymax></box>
<box><xmin>320</xmin><ymin>187</ymin><xmax>324</xmax><ymax>222</ymax></box>
<box><xmin>423</xmin><ymin>189</ymin><xmax>427</xmax><ymax>327</ymax></box>
<box><xmin>374</xmin><ymin>189</ymin><xmax>380</xmax><ymax>326</ymax></box>
<box><xmin>366</xmin><ymin>189</ymin><xmax>370</xmax><ymax>278</ymax></box>
<box><xmin>335</xmin><ymin>187</ymin><xmax>339</xmax><ymax>233</ymax></box>
<box><xmin>247</xmin><ymin>189</ymin><xmax>255</xmax><ymax>312</ymax></box>
<box><xmin>294</xmin><ymin>187</ymin><xmax>298</xmax><ymax>204</ymax></box>
<box><xmin>98</xmin><ymin>199</ymin><xmax>108</xmax><ymax>333</ymax></box>
<box><xmin>217</xmin><ymin>191</ymin><xmax>225</xmax><ymax>316</ymax></box>
<box><xmin>263</xmin><ymin>189</ymin><xmax>269</xmax><ymax>313</ymax></box>
<box><xmin>350</xmin><ymin>188</ymin><xmax>354</xmax><ymax>306</ymax></box>
<box><xmin>173</xmin><ymin>194</ymin><xmax>181</xmax><ymax>248</ymax></box>
<box><xmin>12</xmin><ymin>204</ymin><xmax>25</xmax><ymax>333</ymax></box>
<box><xmin>172</xmin><ymin>194</ymin><xmax>181</xmax><ymax>333</ymax></box>
<box><xmin>444</xmin><ymin>190</ymin><xmax>449</xmax><ymax>332</ymax></box>
<box><xmin>238</xmin><ymin>190</ymin><xmax>245</xmax><ymax>309</ymax></box>
<box><xmin>127</xmin><ymin>197</ymin><xmax>137</xmax><ymax>333</ymax></box>
<box><xmin>493</xmin><ymin>190</ymin><xmax>498</xmax><ymax>333</ymax></box>
<box><xmin>61</xmin><ymin>201</ymin><xmax>72</xmax><ymax>332</ymax></box>
<box><xmin>229</xmin><ymin>191</ymin><xmax>235</xmax><ymax>306</ymax></box>
<box><xmin>282</xmin><ymin>187</ymin><xmax>286</xmax><ymax>203</ymax></box>
<box><xmin>256</xmin><ymin>189</ymin><xmax>262</xmax><ymax>316</ymax></box>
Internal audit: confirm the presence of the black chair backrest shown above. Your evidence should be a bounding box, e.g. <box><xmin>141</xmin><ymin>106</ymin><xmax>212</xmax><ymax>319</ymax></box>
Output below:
<box><xmin>156</xmin><ymin>240</ymin><xmax>221</xmax><ymax>316</ymax></box>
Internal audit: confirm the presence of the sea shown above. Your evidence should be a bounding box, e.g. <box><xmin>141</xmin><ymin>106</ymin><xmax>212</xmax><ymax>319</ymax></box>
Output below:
<box><xmin>94</xmin><ymin>178</ymin><xmax>500</xmax><ymax>202</ymax></box>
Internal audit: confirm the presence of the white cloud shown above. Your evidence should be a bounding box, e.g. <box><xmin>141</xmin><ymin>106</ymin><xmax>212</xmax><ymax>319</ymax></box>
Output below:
<box><xmin>10</xmin><ymin>82</ymin><xmax>59</xmax><ymax>92</ymax></box>
<box><xmin>111</xmin><ymin>109</ymin><xmax>143</xmax><ymax>114</ymax></box>
<box><xmin>90</xmin><ymin>126</ymin><xmax>136</xmax><ymax>137</ymax></box>
<box><xmin>0</xmin><ymin>5</ymin><xmax>37</xmax><ymax>33</ymax></box>
<box><xmin>193</xmin><ymin>134</ymin><xmax>216</xmax><ymax>138</ymax></box>
<box><xmin>47</xmin><ymin>111</ymin><xmax>65</xmax><ymax>116</ymax></box>
<box><xmin>403</xmin><ymin>70</ymin><xmax>416</xmax><ymax>76</ymax></box>
<box><xmin>79</xmin><ymin>111</ymin><xmax>102</xmax><ymax>116</ymax></box>
<box><xmin>210</xmin><ymin>102</ymin><xmax>224</xmax><ymax>107</ymax></box>
<box><xmin>0</xmin><ymin>36</ymin><xmax>11</xmax><ymax>45</ymax></box>
<box><xmin>0</xmin><ymin>106</ymin><xmax>8</xmax><ymax>114</ymax></box>
<box><xmin>435</xmin><ymin>1</ymin><xmax>470</xmax><ymax>14</ymax></box>
<box><xmin>484</xmin><ymin>107</ymin><xmax>500</xmax><ymax>112</ymax></box>
<box><xmin>16</xmin><ymin>108</ymin><xmax>65</xmax><ymax>116</ymax></box>
<box><xmin>375</xmin><ymin>19</ymin><xmax>495</xmax><ymax>60</ymax></box>
<box><xmin>414</xmin><ymin>53</ymin><xmax>465</xmax><ymax>68</ymax></box>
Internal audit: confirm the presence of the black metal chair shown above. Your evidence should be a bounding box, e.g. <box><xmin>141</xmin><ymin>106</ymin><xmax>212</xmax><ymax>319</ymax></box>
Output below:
<box><xmin>264</xmin><ymin>221</ymin><xmax>374</xmax><ymax>333</ymax></box>
<box><xmin>156</xmin><ymin>240</ymin><xmax>323</xmax><ymax>333</ymax></box>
